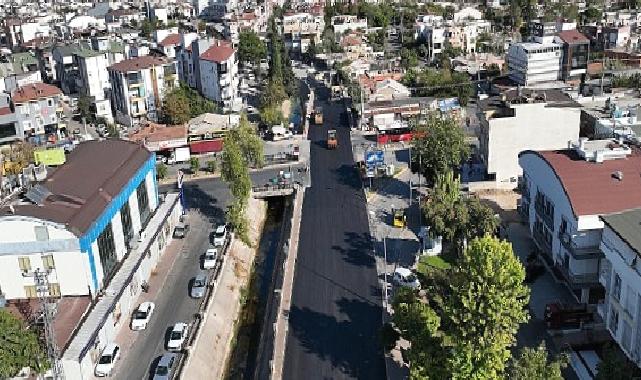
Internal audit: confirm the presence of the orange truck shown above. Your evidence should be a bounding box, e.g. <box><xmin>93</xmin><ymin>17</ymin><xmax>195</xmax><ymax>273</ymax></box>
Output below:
<box><xmin>327</xmin><ymin>129</ymin><xmax>337</xmax><ymax>149</ymax></box>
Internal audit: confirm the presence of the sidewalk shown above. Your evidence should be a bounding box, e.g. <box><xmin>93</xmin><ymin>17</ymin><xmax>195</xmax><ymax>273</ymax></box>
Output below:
<box><xmin>181</xmin><ymin>196</ymin><xmax>267</xmax><ymax>379</ymax></box>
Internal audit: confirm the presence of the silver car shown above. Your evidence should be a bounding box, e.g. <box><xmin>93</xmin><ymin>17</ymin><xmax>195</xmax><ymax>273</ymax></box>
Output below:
<box><xmin>152</xmin><ymin>353</ymin><xmax>177</xmax><ymax>380</ymax></box>
<box><xmin>190</xmin><ymin>273</ymin><xmax>208</xmax><ymax>298</ymax></box>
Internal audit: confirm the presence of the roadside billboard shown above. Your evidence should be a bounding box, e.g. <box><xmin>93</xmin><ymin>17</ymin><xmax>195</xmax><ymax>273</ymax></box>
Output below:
<box><xmin>34</xmin><ymin>148</ymin><xmax>66</xmax><ymax>166</ymax></box>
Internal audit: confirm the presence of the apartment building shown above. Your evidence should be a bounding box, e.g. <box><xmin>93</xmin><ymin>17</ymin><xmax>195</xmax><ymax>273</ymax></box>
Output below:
<box><xmin>11</xmin><ymin>82</ymin><xmax>62</xmax><ymax>142</ymax></box>
<box><xmin>519</xmin><ymin>139</ymin><xmax>641</xmax><ymax>304</ymax></box>
<box><xmin>331</xmin><ymin>15</ymin><xmax>368</xmax><ymax>36</ymax></box>
<box><xmin>74</xmin><ymin>49</ymin><xmax>113</xmax><ymax>122</ymax></box>
<box><xmin>282</xmin><ymin>10</ymin><xmax>324</xmax><ymax>54</ymax></box>
<box><xmin>507</xmin><ymin>41</ymin><xmax>563</xmax><ymax>86</ymax></box>
<box><xmin>599</xmin><ymin>209</ymin><xmax>641</xmax><ymax>367</ymax></box>
<box><xmin>477</xmin><ymin>89</ymin><xmax>581</xmax><ymax>187</ymax></box>
<box><xmin>555</xmin><ymin>30</ymin><xmax>590</xmax><ymax>82</ymax></box>
<box><xmin>199</xmin><ymin>41</ymin><xmax>240</xmax><ymax>111</ymax></box>
<box><xmin>0</xmin><ymin>93</ymin><xmax>18</xmax><ymax>144</ymax></box>
<box><xmin>108</xmin><ymin>55</ymin><xmax>178</xmax><ymax>126</ymax></box>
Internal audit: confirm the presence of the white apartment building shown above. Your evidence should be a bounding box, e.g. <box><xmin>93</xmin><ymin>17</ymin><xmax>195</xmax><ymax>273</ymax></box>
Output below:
<box><xmin>519</xmin><ymin>139</ymin><xmax>641</xmax><ymax>304</ymax></box>
<box><xmin>282</xmin><ymin>11</ymin><xmax>324</xmax><ymax>53</ymax></box>
<box><xmin>507</xmin><ymin>42</ymin><xmax>563</xmax><ymax>86</ymax></box>
<box><xmin>11</xmin><ymin>83</ymin><xmax>62</xmax><ymax>142</ymax></box>
<box><xmin>74</xmin><ymin>49</ymin><xmax>113</xmax><ymax>123</ymax></box>
<box><xmin>108</xmin><ymin>55</ymin><xmax>178</xmax><ymax>127</ymax></box>
<box><xmin>199</xmin><ymin>41</ymin><xmax>240</xmax><ymax>111</ymax></box>
<box><xmin>599</xmin><ymin>209</ymin><xmax>641</xmax><ymax>367</ymax></box>
<box><xmin>332</xmin><ymin>14</ymin><xmax>368</xmax><ymax>36</ymax></box>
<box><xmin>477</xmin><ymin>89</ymin><xmax>581</xmax><ymax>187</ymax></box>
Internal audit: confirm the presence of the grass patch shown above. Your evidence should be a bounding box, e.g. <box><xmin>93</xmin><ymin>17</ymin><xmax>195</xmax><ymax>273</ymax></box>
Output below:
<box><xmin>417</xmin><ymin>255</ymin><xmax>452</xmax><ymax>273</ymax></box>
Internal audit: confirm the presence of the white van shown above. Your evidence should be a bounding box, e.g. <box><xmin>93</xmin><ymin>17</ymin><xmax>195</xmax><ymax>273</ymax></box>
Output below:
<box><xmin>271</xmin><ymin>125</ymin><xmax>292</xmax><ymax>141</ymax></box>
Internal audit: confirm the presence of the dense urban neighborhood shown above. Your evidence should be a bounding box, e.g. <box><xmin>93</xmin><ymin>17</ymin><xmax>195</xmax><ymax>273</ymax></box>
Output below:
<box><xmin>4</xmin><ymin>0</ymin><xmax>641</xmax><ymax>379</ymax></box>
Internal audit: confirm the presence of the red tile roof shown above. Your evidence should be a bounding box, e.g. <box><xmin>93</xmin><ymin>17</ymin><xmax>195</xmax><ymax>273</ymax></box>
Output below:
<box><xmin>200</xmin><ymin>43</ymin><xmax>235</xmax><ymax>63</ymax></box>
<box><xmin>129</xmin><ymin>122</ymin><xmax>187</xmax><ymax>143</ymax></box>
<box><xmin>0</xmin><ymin>107</ymin><xmax>12</xmax><ymax>115</ymax></box>
<box><xmin>557</xmin><ymin>29</ymin><xmax>589</xmax><ymax>44</ymax></box>
<box><xmin>159</xmin><ymin>33</ymin><xmax>181</xmax><ymax>47</ymax></box>
<box><xmin>11</xmin><ymin>83</ymin><xmax>62</xmax><ymax>103</ymax></box>
<box><xmin>108</xmin><ymin>55</ymin><xmax>171</xmax><ymax>72</ymax></box>
<box><xmin>522</xmin><ymin>149</ymin><xmax>641</xmax><ymax>217</ymax></box>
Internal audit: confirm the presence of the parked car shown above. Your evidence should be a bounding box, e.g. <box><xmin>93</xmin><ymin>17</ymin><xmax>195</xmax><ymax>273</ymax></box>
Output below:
<box><xmin>202</xmin><ymin>247</ymin><xmax>218</xmax><ymax>269</ymax></box>
<box><xmin>94</xmin><ymin>343</ymin><xmax>120</xmax><ymax>377</ymax></box>
<box><xmin>213</xmin><ymin>225</ymin><xmax>227</xmax><ymax>247</ymax></box>
<box><xmin>392</xmin><ymin>268</ymin><xmax>421</xmax><ymax>290</ymax></box>
<box><xmin>190</xmin><ymin>273</ymin><xmax>208</xmax><ymax>298</ymax></box>
<box><xmin>131</xmin><ymin>301</ymin><xmax>155</xmax><ymax>330</ymax></box>
<box><xmin>173</xmin><ymin>222</ymin><xmax>189</xmax><ymax>239</ymax></box>
<box><xmin>167</xmin><ymin>322</ymin><xmax>189</xmax><ymax>351</ymax></box>
<box><xmin>152</xmin><ymin>353</ymin><xmax>177</xmax><ymax>380</ymax></box>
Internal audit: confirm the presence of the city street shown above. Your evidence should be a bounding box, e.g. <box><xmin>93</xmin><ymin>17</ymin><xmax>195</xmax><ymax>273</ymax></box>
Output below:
<box><xmin>283</xmin><ymin>86</ymin><xmax>386</xmax><ymax>378</ymax></box>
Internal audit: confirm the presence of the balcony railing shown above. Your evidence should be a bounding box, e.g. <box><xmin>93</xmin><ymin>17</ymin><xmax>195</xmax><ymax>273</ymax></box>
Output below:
<box><xmin>559</xmin><ymin>232</ymin><xmax>603</xmax><ymax>260</ymax></box>
<box><xmin>535</xmin><ymin>200</ymin><xmax>554</xmax><ymax>229</ymax></box>
<box><xmin>555</xmin><ymin>263</ymin><xmax>599</xmax><ymax>285</ymax></box>
<box><xmin>533</xmin><ymin>228</ymin><xmax>553</xmax><ymax>257</ymax></box>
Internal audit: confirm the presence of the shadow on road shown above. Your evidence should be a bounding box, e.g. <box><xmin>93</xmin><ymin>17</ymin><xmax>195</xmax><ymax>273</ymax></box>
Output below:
<box><xmin>333</xmin><ymin>164</ymin><xmax>362</xmax><ymax>189</ymax></box>
<box><xmin>330</xmin><ymin>231</ymin><xmax>376</xmax><ymax>269</ymax></box>
<box><xmin>181</xmin><ymin>184</ymin><xmax>227</xmax><ymax>224</ymax></box>
<box><xmin>287</xmin><ymin>298</ymin><xmax>385</xmax><ymax>379</ymax></box>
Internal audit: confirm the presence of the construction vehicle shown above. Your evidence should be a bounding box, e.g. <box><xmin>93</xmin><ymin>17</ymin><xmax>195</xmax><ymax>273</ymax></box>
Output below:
<box><xmin>544</xmin><ymin>302</ymin><xmax>594</xmax><ymax>329</ymax></box>
<box><xmin>314</xmin><ymin>107</ymin><xmax>323</xmax><ymax>124</ymax></box>
<box><xmin>393</xmin><ymin>209</ymin><xmax>407</xmax><ymax>228</ymax></box>
<box><xmin>327</xmin><ymin>129</ymin><xmax>337</xmax><ymax>149</ymax></box>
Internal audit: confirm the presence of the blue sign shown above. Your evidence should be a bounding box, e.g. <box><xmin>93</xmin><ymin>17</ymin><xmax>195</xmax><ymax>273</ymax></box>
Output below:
<box><xmin>365</xmin><ymin>150</ymin><xmax>384</xmax><ymax>167</ymax></box>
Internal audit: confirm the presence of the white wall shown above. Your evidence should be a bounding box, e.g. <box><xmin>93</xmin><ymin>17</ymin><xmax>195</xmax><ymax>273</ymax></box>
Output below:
<box><xmin>486</xmin><ymin>103</ymin><xmax>580</xmax><ymax>184</ymax></box>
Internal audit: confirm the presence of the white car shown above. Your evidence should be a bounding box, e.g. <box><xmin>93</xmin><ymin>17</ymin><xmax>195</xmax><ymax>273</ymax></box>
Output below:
<box><xmin>94</xmin><ymin>343</ymin><xmax>120</xmax><ymax>377</ymax></box>
<box><xmin>213</xmin><ymin>225</ymin><xmax>227</xmax><ymax>247</ymax></box>
<box><xmin>203</xmin><ymin>247</ymin><xmax>218</xmax><ymax>269</ymax></box>
<box><xmin>393</xmin><ymin>268</ymin><xmax>421</xmax><ymax>290</ymax></box>
<box><xmin>167</xmin><ymin>322</ymin><xmax>189</xmax><ymax>351</ymax></box>
<box><xmin>131</xmin><ymin>301</ymin><xmax>155</xmax><ymax>330</ymax></box>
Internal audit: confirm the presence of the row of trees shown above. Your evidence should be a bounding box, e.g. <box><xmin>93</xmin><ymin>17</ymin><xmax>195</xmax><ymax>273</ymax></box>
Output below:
<box><xmin>220</xmin><ymin>114</ymin><xmax>264</xmax><ymax>244</ymax></box>
<box><xmin>401</xmin><ymin>68</ymin><xmax>473</xmax><ymax>106</ymax></box>
<box><xmin>237</xmin><ymin>31</ymin><xmax>267</xmax><ymax>66</ymax></box>
<box><xmin>0</xmin><ymin>310</ymin><xmax>49</xmax><ymax>377</ymax></box>
<box><xmin>161</xmin><ymin>84</ymin><xmax>221</xmax><ymax>125</ymax></box>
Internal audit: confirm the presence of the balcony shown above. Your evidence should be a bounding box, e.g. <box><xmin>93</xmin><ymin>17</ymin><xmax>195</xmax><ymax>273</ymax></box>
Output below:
<box><xmin>560</xmin><ymin>232</ymin><xmax>603</xmax><ymax>260</ymax></box>
<box><xmin>535</xmin><ymin>200</ymin><xmax>554</xmax><ymax>230</ymax></box>
<box><xmin>518</xmin><ymin>200</ymin><xmax>530</xmax><ymax>222</ymax></box>
<box><xmin>533</xmin><ymin>227</ymin><xmax>553</xmax><ymax>259</ymax></box>
<box><xmin>555</xmin><ymin>262</ymin><xmax>599</xmax><ymax>286</ymax></box>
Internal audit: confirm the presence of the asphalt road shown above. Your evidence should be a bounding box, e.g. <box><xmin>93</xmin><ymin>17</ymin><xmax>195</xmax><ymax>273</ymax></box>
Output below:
<box><xmin>283</xmin><ymin>86</ymin><xmax>386</xmax><ymax>379</ymax></box>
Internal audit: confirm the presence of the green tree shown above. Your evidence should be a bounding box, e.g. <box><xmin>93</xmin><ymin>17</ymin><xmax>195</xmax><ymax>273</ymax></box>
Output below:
<box><xmin>0</xmin><ymin>310</ymin><xmax>49</xmax><ymax>377</ymax></box>
<box><xmin>584</xmin><ymin>7</ymin><xmax>602</xmax><ymax>22</ymax></box>
<box><xmin>596</xmin><ymin>344</ymin><xmax>641</xmax><ymax>380</ymax></box>
<box><xmin>508</xmin><ymin>342</ymin><xmax>568</xmax><ymax>380</ymax></box>
<box><xmin>260</xmin><ymin>104</ymin><xmax>285</xmax><ymax>126</ymax></box>
<box><xmin>77</xmin><ymin>95</ymin><xmax>92</xmax><ymax>121</ymax></box>
<box><xmin>445</xmin><ymin>236</ymin><xmax>530</xmax><ymax>379</ymax></box>
<box><xmin>400</xmin><ymin>47</ymin><xmax>419</xmax><ymax>69</ymax></box>
<box><xmin>189</xmin><ymin>157</ymin><xmax>200</xmax><ymax>173</ymax></box>
<box><xmin>238</xmin><ymin>31</ymin><xmax>267</xmax><ymax>64</ymax></box>
<box><xmin>422</xmin><ymin>170</ymin><xmax>466</xmax><ymax>242</ymax></box>
<box><xmin>229</xmin><ymin>113</ymin><xmax>264</xmax><ymax>168</ymax></box>
<box><xmin>156</xmin><ymin>163</ymin><xmax>168</xmax><ymax>179</ymax></box>
<box><xmin>465</xmin><ymin>196</ymin><xmax>499</xmax><ymax>240</ymax></box>
<box><xmin>206</xmin><ymin>160</ymin><xmax>217</xmax><ymax>173</ymax></box>
<box><xmin>411</xmin><ymin>114</ymin><xmax>469</xmax><ymax>185</ymax></box>
<box><xmin>162</xmin><ymin>90</ymin><xmax>190</xmax><ymax>124</ymax></box>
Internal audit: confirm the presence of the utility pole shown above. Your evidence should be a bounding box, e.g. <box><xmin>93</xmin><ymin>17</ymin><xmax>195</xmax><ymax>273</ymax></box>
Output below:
<box><xmin>30</xmin><ymin>267</ymin><xmax>63</xmax><ymax>380</ymax></box>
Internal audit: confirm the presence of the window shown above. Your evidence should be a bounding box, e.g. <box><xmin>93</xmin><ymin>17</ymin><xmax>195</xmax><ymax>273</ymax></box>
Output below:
<box><xmin>97</xmin><ymin>223</ymin><xmax>117</xmax><ymax>281</ymax></box>
<box><xmin>42</xmin><ymin>255</ymin><xmax>55</xmax><ymax>270</ymax></box>
<box><xmin>18</xmin><ymin>257</ymin><xmax>31</xmax><ymax>272</ymax></box>
<box><xmin>613</xmin><ymin>273</ymin><xmax>622</xmax><ymax>301</ymax></box>
<box><xmin>625</xmin><ymin>285</ymin><xmax>636</xmax><ymax>316</ymax></box>
<box><xmin>560</xmin><ymin>218</ymin><xmax>568</xmax><ymax>235</ymax></box>
<box><xmin>610</xmin><ymin>308</ymin><xmax>620</xmax><ymax>334</ymax></box>
<box><xmin>120</xmin><ymin>202</ymin><xmax>134</xmax><ymax>249</ymax></box>
<box><xmin>24</xmin><ymin>285</ymin><xmax>37</xmax><ymax>298</ymax></box>
<box><xmin>47</xmin><ymin>99</ymin><xmax>53</xmax><ymax>107</ymax></box>
<box><xmin>34</xmin><ymin>225</ymin><xmax>49</xmax><ymax>241</ymax></box>
<box><xmin>136</xmin><ymin>181</ymin><xmax>151</xmax><ymax>227</ymax></box>
<box><xmin>48</xmin><ymin>283</ymin><xmax>60</xmax><ymax>297</ymax></box>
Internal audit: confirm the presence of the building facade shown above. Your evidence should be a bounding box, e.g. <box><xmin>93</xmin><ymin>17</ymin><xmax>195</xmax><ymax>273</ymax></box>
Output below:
<box><xmin>11</xmin><ymin>82</ymin><xmax>62</xmax><ymax>142</ymax></box>
<box><xmin>507</xmin><ymin>42</ymin><xmax>563</xmax><ymax>86</ymax></box>
<box><xmin>199</xmin><ymin>41</ymin><xmax>240</xmax><ymax>110</ymax></box>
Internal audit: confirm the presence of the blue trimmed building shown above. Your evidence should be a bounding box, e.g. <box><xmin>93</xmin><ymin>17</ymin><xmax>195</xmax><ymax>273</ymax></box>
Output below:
<box><xmin>0</xmin><ymin>139</ymin><xmax>159</xmax><ymax>300</ymax></box>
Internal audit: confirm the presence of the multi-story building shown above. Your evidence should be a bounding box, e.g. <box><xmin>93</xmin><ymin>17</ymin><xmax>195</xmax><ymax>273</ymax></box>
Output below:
<box><xmin>11</xmin><ymin>82</ymin><xmax>62</xmax><ymax>142</ymax></box>
<box><xmin>507</xmin><ymin>41</ymin><xmax>563</xmax><ymax>86</ymax></box>
<box><xmin>555</xmin><ymin>30</ymin><xmax>590</xmax><ymax>82</ymax></box>
<box><xmin>282</xmin><ymin>10</ymin><xmax>324</xmax><ymax>54</ymax></box>
<box><xmin>108</xmin><ymin>56</ymin><xmax>178</xmax><ymax>127</ymax></box>
<box><xmin>477</xmin><ymin>89</ymin><xmax>581</xmax><ymax>187</ymax></box>
<box><xmin>331</xmin><ymin>15</ymin><xmax>368</xmax><ymax>36</ymax></box>
<box><xmin>599</xmin><ymin>209</ymin><xmax>641</xmax><ymax>367</ymax></box>
<box><xmin>0</xmin><ymin>93</ymin><xmax>18</xmax><ymax>144</ymax></box>
<box><xmin>199</xmin><ymin>41</ymin><xmax>240</xmax><ymax>111</ymax></box>
<box><xmin>519</xmin><ymin>139</ymin><xmax>641</xmax><ymax>304</ymax></box>
<box><xmin>74</xmin><ymin>49</ymin><xmax>113</xmax><ymax>122</ymax></box>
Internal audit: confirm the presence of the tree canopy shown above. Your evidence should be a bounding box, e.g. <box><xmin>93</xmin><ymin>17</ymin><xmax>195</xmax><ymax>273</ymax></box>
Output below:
<box><xmin>0</xmin><ymin>310</ymin><xmax>48</xmax><ymax>378</ymax></box>
<box><xmin>508</xmin><ymin>342</ymin><xmax>568</xmax><ymax>380</ymax></box>
<box><xmin>402</xmin><ymin>68</ymin><xmax>472</xmax><ymax>105</ymax></box>
<box><xmin>162</xmin><ymin>84</ymin><xmax>220</xmax><ymax>124</ymax></box>
<box><xmin>411</xmin><ymin>115</ymin><xmax>469</xmax><ymax>185</ymax></box>
<box><xmin>238</xmin><ymin>31</ymin><xmax>267</xmax><ymax>64</ymax></box>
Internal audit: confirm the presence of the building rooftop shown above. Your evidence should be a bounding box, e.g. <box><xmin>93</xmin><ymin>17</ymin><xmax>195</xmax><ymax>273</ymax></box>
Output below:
<box><xmin>521</xmin><ymin>145</ymin><xmax>641</xmax><ymax>217</ymax></box>
<box><xmin>479</xmin><ymin>88</ymin><xmax>581</xmax><ymax>112</ymax></box>
<box><xmin>159</xmin><ymin>33</ymin><xmax>181</xmax><ymax>47</ymax></box>
<box><xmin>200</xmin><ymin>42</ymin><xmax>235</xmax><ymax>63</ymax></box>
<box><xmin>556</xmin><ymin>29</ymin><xmax>590</xmax><ymax>44</ymax></box>
<box><xmin>129</xmin><ymin>123</ymin><xmax>187</xmax><ymax>143</ymax></box>
<box><xmin>11</xmin><ymin>83</ymin><xmax>62</xmax><ymax>103</ymax></box>
<box><xmin>0</xmin><ymin>140</ymin><xmax>152</xmax><ymax>236</ymax></box>
<box><xmin>602</xmin><ymin>208</ymin><xmax>641</xmax><ymax>254</ymax></box>
<box><xmin>108</xmin><ymin>55</ymin><xmax>172</xmax><ymax>72</ymax></box>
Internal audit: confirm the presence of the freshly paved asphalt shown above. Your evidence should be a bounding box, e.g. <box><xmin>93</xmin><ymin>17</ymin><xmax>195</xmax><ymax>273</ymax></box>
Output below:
<box><xmin>283</xmin><ymin>87</ymin><xmax>386</xmax><ymax>379</ymax></box>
